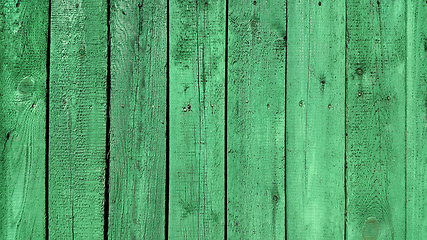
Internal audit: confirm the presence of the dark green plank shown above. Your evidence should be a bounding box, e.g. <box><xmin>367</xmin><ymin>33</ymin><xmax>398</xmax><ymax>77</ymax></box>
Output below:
<box><xmin>286</xmin><ymin>0</ymin><xmax>345</xmax><ymax>238</ymax></box>
<box><xmin>407</xmin><ymin>1</ymin><xmax>427</xmax><ymax>238</ymax></box>
<box><xmin>0</xmin><ymin>0</ymin><xmax>47</xmax><ymax>238</ymax></box>
<box><xmin>169</xmin><ymin>0</ymin><xmax>226</xmax><ymax>238</ymax></box>
<box><xmin>346</xmin><ymin>0</ymin><xmax>406</xmax><ymax>239</ymax></box>
<box><xmin>49</xmin><ymin>0</ymin><xmax>107</xmax><ymax>238</ymax></box>
<box><xmin>227</xmin><ymin>0</ymin><xmax>286</xmax><ymax>238</ymax></box>
<box><xmin>109</xmin><ymin>0</ymin><xmax>167</xmax><ymax>239</ymax></box>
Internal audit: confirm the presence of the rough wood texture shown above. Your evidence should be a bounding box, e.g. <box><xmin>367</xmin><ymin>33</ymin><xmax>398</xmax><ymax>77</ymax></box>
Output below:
<box><xmin>346</xmin><ymin>0</ymin><xmax>406</xmax><ymax>239</ymax></box>
<box><xmin>169</xmin><ymin>0</ymin><xmax>226</xmax><ymax>238</ymax></box>
<box><xmin>4</xmin><ymin>1</ymin><xmax>427</xmax><ymax>238</ymax></box>
<box><xmin>286</xmin><ymin>1</ymin><xmax>345</xmax><ymax>238</ymax></box>
<box><xmin>407</xmin><ymin>1</ymin><xmax>427</xmax><ymax>238</ymax></box>
<box><xmin>227</xmin><ymin>0</ymin><xmax>286</xmax><ymax>239</ymax></box>
<box><xmin>109</xmin><ymin>0</ymin><xmax>167</xmax><ymax>239</ymax></box>
<box><xmin>49</xmin><ymin>0</ymin><xmax>107</xmax><ymax>238</ymax></box>
<box><xmin>0</xmin><ymin>0</ymin><xmax>47</xmax><ymax>238</ymax></box>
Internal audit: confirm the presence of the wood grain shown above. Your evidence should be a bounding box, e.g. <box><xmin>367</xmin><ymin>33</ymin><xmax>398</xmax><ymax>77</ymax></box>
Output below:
<box><xmin>346</xmin><ymin>0</ymin><xmax>406</xmax><ymax>239</ymax></box>
<box><xmin>407</xmin><ymin>1</ymin><xmax>427</xmax><ymax>238</ymax></box>
<box><xmin>49</xmin><ymin>0</ymin><xmax>107</xmax><ymax>238</ymax></box>
<box><xmin>286</xmin><ymin>0</ymin><xmax>345</xmax><ymax>238</ymax></box>
<box><xmin>227</xmin><ymin>0</ymin><xmax>286</xmax><ymax>238</ymax></box>
<box><xmin>108</xmin><ymin>0</ymin><xmax>167</xmax><ymax>239</ymax></box>
<box><xmin>0</xmin><ymin>0</ymin><xmax>48</xmax><ymax>238</ymax></box>
<box><xmin>169</xmin><ymin>0</ymin><xmax>226</xmax><ymax>238</ymax></box>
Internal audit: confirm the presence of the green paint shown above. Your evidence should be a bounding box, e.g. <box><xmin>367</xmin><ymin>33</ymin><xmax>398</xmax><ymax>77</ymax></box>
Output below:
<box><xmin>286</xmin><ymin>1</ymin><xmax>345</xmax><ymax>239</ymax></box>
<box><xmin>407</xmin><ymin>0</ymin><xmax>427</xmax><ymax>238</ymax></box>
<box><xmin>2</xmin><ymin>1</ymin><xmax>427</xmax><ymax>239</ymax></box>
<box><xmin>227</xmin><ymin>0</ymin><xmax>286</xmax><ymax>239</ymax></box>
<box><xmin>0</xmin><ymin>0</ymin><xmax>48</xmax><ymax>239</ymax></box>
<box><xmin>362</xmin><ymin>218</ymin><xmax>380</xmax><ymax>240</ymax></box>
<box><xmin>169</xmin><ymin>0</ymin><xmax>225</xmax><ymax>238</ymax></box>
<box><xmin>108</xmin><ymin>0</ymin><xmax>167</xmax><ymax>239</ymax></box>
<box><xmin>48</xmin><ymin>0</ymin><xmax>107</xmax><ymax>238</ymax></box>
<box><xmin>346</xmin><ymin>0</ymin><xmax>406</xmax><ymax>239</ymax></box>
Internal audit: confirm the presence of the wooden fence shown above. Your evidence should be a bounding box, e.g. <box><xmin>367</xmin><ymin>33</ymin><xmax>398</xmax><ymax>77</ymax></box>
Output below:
<box><xmin>0</xmin><ymin>0</ymin><xmax>425</xmax><ymax>239</ymax></box>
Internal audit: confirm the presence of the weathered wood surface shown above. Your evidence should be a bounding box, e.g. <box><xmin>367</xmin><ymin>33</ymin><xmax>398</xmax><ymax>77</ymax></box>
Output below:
<box><xmin>108</xmin><ymin>0</ymin><xmax>167</xmax><ymax>239</ymax></box>
<box><xmin>168</xmin><ymin>0</ymin><xmax>226</xmax><ymax>238</ymax></box>
<box><xmin>2</xmin><ymin>1</ymin><xmax>427</xmax><ymax>239</ymax></box>
<box><xmin>346</xmin><ymin>0</ymin><xmax>406</xmax><ymax>239</ymax></box>
<box><xmin>407</xmin><ymin>1</ymin><xmax>427</xmax><ymax>238</ymax></box>
<box><xmin>0</xmin><ymin>0</ymin><xmax>48</xmax><ymax>239</ymax></box>
<box><xmin>48</xmin><ymin>0</ymin><xmax>108</xmax><ymax>238</ymax></box>
<box><xmin>227</xmin><ymin>0</ymin><xmax>286</xmax><ymax>238</ymax></box>
<box><xmin>286</xmin><ymin>0</ymin><xmax>345</xmax><ymax>238</ymax></box>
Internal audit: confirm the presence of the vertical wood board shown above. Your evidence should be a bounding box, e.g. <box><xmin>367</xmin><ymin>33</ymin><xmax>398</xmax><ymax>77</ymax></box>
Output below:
<box><xmin>227</xmin><ymin>0</ymin><xmax>286</xmax><ymax>238</ymax></box>
<box><xmin>169</xmin><ymin>0</ymin><xmax>226</xmax><ymax>238</ymax></box>
<box><xmin>407</xmin><ymin>1</ymin><xmax>427</xmax><ymax>238</ymax></box>
<box><xmin>49</xmin><ymin>0</ymin><xmax>108</xmax><ymax>238</ymax></box>
<box><xmin>346</xmin><ymin>0</ymin><xmax>406</xmax><ymax>239</ymax></box>
<box><xmin>109</xmin><ymin>0</ymin><xmax>167</xmax><ymax>238</ymax></box>
<box><xmin>286</xmin><ymin>0</ymin><xmax>346</xmax><ymax>238</ymax></box>
<box><xmin>0</xmin><ymin>0</ymin><xmax>48</xmax><ymax>238</ymax></box>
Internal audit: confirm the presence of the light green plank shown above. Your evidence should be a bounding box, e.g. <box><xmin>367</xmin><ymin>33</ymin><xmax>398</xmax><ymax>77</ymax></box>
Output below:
<box><xmin>346</xmin><ymin>0</ymin><xmax>406</xmax><ymax>239</ymax></box>
<box><xmin>227</xmin><ymin>0</ymin><xmax>286</xmax><ymax>238</ymax></box>
<box><xmin>49</xmin><ymin>0</ymin><xmax>107</xmax><ymax>238</ymax></box>
<box><xmin>407</xmin><ymin>1</ymin><xmax>427</xmax><ymax>238</ymax></box>
<box><xmin>169</xmin><ymin>0</ymin><xmax>226</xmax><ymax>238</ymax></box>
<box><xmin>0</xmin><ymin>0</ymin><xmax>47</xmax><ymax>239</ymax></box>
<box><xmin>109</xmin><ymin>0</ymin><xmax>167</xmax><ymax>239</ymax></box>
<box><xmin>286</xmin><ymin>0</ymin><xmax>345</xmax><ymax>238</ymax></box>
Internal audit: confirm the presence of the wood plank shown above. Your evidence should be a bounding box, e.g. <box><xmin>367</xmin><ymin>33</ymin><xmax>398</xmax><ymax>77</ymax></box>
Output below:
<box><xmin>169</xmin><ymin>0</ymin><xmax>226</xmax><ymax>238</ymax></box>
<box><xmin>0</xmin><ymin>0</ymin><xmax>48</xmax><ymax>238</ymax></box>
<box><xmin>285</xmin><ymin>1</ymin><xmax>345</xmax><ymax>238</ymax></box>
<box><xmin>108</xmin><ymin>0</ymin><xmax>167</xmax><ymax>239</ymax></box>
<box><xmin>346</xmin><ymin>0</ymin><xmax>406</xmax><ymax>239</ymax></box>
<box><xmin>48</xmin><ymin>0</ymin><xmax>107</xmax><ymax>238</ymax></box>
<box><xmin>407</xmin><ymin>1</ymin><xmax>427</xmax><ymax>238</ymax></box>
<box><xmin>227</xmin><ymin>0</ymin><xmax>286</xmax><ymax>238</ymax></box>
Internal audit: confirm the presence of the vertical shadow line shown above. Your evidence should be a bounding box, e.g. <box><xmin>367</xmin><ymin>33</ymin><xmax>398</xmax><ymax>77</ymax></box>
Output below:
<box><xmin>224</xmin><ymin>0</ymin><xmax>228</xmax><ymax>238</ymax></box>
<box><xmin>166</xmin><ymin>0</ymin><xmax>170</xmax><ymax>237</ymax></box>
<box><xmin>344</xmin><ymin>0</ymin><xmax>348</xmax><ymax>238</ymax></box>
<box><xmin>104</xmin><ymin>0</ymin><xmax>111</xmax><ymax>238</ymax></box>
<box><xmin>45</xmin><ymin>0</ymin><xmax>52</xmax><ymax>238</ymax></box>
<box><xmin>404</xmin><ymin>0</ymin><xmax>408</xmax><ymax>238</ymax></box>
<box><xmin>284</xmin><ymin>0</ymin><xmax>288</xmax><ymax>239</ymax></box>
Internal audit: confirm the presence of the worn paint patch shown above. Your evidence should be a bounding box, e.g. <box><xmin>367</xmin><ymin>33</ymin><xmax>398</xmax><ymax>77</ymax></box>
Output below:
<box><xmin>362</xmin><ymin>218</ymin><xmax>380</xmax><ymax>240</ymax></box>
<box><xmin>17</xmin><ymin>77</ymin><xmax>34</xmax><ymax>94</ymax></box>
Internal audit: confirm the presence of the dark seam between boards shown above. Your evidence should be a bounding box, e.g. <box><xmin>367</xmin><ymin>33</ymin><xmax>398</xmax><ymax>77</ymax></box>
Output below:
<box><xmin>165</xmin><ymin>0</ymin><xmax>171</xmax><ymax>238</ymax></box>
<box><xmin>45</xmin><ymin>0</ymin><xmax>52</xmax><ymax>238</ymax></box>
<box><xmin>104</xmin><ymin>0</ymin><xmax>111</xmax><ymax>238</ymax></box>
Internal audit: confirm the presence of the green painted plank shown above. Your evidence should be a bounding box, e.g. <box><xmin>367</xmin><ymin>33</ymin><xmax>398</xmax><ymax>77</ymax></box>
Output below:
<box><xmin>169</xmin><ymin>0</ymin><xmax>225</xmax><ymax>238</ymax></box>
<box><xmin>407</xmin><ymin>1</ymin><xmax>427</xmax><ymax>238</ymax></box>
<box><xmin>0</xmin><ymin>0</ymin><xmax>48</xmax><ymax>239</ymax></box>
<box><xmin>286</xmin><ymin>1</ymin><xmax>345</xmax><ymax>238</ymax></box>
<box><xmin>49</xmin><ymin>0</ymin><xmax>107</xmax><ymax>238</ymax></box>
<box><xmin>227</xmin><ymin>0</ymin><xmax>286</xmax><ymax>238</ymax></box>
<box><xmin>108</xmin><ymin>0</ymin><xmax>167</xmax><ymax>239</ymax></box>
<box><xmin>346</xmin><ymin>0</ymin><xmax>406</xmax><ymax>239</ymax></box>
